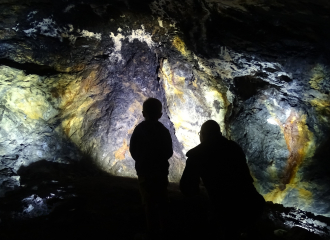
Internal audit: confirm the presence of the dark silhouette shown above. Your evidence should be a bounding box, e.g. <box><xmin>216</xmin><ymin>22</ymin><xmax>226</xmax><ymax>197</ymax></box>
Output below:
<box><xmin>129</xmin><ymin>98</ymin><xmax>173</xmax><ymax>239</ymax></box>
<box><xmin>180</xmin><ymin>120</ymin><xmax>265</xmax><ymax>239</ymax></box>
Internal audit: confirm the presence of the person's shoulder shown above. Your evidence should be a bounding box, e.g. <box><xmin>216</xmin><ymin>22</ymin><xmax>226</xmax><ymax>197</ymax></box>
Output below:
<box><xmin>186</xmin><ymin>143</ymin><xmax>205</xmax><ymax>158</ymax></box>
<box><xmin>133</xmin><ymin>121</ymin><xmax>145</xmax><ymax>130</ymax></box>
<box><xmin>227</xmin><ymin>139</ymin><xmax>237</xmax><ymax>146</ymax></box>
<box><xmin>227</xmin><ymin>140</ymin><xmax>246</xmax><ymax>160</ymax></box>
<box><xmin>155</xmin><ymin>121</ymin><xmax>171</xmax><ymax>133</ymax></box>
<box><xmin>136</xmin><ymin>121</ymin><xmax>144</xmax><ymax>126</ymax></box>
<box><xmin>136</xmin><ymin>120</ymin><xmax>170</xmax><ymax>134</ymax></box>
<box><xmin>131</xmin><ymin>121</ymin><xmax>147</xmax><ymax>134</ymax></box>
<box><xmin>155</xmin><ymin>120</ymin><xmax>167</xmax><ymax>128</ymax></box>
<box><xmin>186</xmin><ymin>136</ymin><xmax>224</xmax><ymax>158</ymax></box>
<box><xmin>227</xmin><ymin>140</ymin><xmax>243</xmax><ymax>151</ymax></box>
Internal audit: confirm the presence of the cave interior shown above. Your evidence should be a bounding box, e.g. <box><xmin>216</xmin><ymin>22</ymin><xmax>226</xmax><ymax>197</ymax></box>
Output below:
<box><xmin>0</xmin><ymin>0</ymin><xmax>330</xmax><ymax>239</ymax></box>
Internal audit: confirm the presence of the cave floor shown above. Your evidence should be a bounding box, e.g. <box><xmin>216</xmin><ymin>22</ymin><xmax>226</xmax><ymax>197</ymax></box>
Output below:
<box><xmin>0</xmin><ymin>161</ymin><xmax>284</xmax><ymax>240</ymax></box>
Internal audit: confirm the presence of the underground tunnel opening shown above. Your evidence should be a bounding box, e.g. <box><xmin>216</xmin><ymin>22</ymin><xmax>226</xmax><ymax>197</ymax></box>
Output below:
<box><xmin>233</xmin><ymin>75</ymin><xmax>270</xmax><ymax>101</ymax></box>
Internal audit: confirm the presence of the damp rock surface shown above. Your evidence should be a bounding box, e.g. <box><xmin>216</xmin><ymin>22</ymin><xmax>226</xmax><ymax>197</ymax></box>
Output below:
<box><xmin>0</xmin><ymin>0</ymin><xmax>329</xmax><ymax>218</ymax></box>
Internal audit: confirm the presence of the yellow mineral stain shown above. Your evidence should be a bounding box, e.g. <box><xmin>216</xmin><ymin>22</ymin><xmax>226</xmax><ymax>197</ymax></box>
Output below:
<box><xmin>175</xmin><ymin>76</ymin><xmax>185</xmax><ymax>87</ymax></box>
<box><xmin>14</xmin><ymin>94</ymin><xmax>46</xmax><ymax>120</ymax></box>
<box><xmin>192</xmin><ymin>79</ymin><xmax>198</xmax><ymax>88</ymax></box>
<box><xmin>171</xmin><ymin>112</ymin><xmax>183</xmax><ymax>130</ymax></box>
<box><xmin>124</xmin><ymin>82</ymin><xmax>147</xmax><ymax>101</ymax></box>
<box><xmin>309</xmin><ymin>64</ymin><xmax>325</xmax><ymax>91</ymax></box>
<box><xmin>282</xmin><ymin>113</ymin><xmax>314</xmax><ymax>186</ymax></box>
<box><xmin>114</xmin><ymin>139</ymin><xmax>129</xmax><ymax>160</ymax></box>
<box><xmin>50</xmin><ymin>76</ymin><xmax>81</xmax><ymax>110</ymax></box>
<box><xmin>265</xmin><ymin>184</ymin><xmax>313</xmax><ymax>206</ymax></box>
<box><xmin>16</xmin><ymin>103</ymin><xmax>44</xmax><ymax>119</ymax></box>
<box><xmin>204</xmin><ymin>87</ymin><xmax>229</xmax><ymax>132</ymax></box>
<box><xmin>299</xmin><ymin>188</ymin><xmax>313</xmax><ymax>203</ymax></box>
<box><xmin>311</xmin><ymin>99</ymin><xmax>330</xmax><ymax>123</ymax></box>
<box><xmin>159</xmin><ymin>61</ymin><xmax>185</xmax><ymax>101</ymax></box>
<box><xmin>51</xmin><ymin>69</ymin><xmax>108</xmax><ymax>143</ymax></box>
<box><xmin>173</xmin><ymin>89</ymin><xmax>184</xmax><ymax>100</ymax></box>
<box><xmin>172</xmin><ymin>36</ymin><xmax>187</xmax><ymax>56</ymax></box>
<box><xmin>54</xmin><ymin>63</ymin><xmax>85</xmax><ymax>73</ymax></box>
<box><xmin>264</xmin><ymin>186</ymin><xmax>289</xmax><ymax>203</ymax></box>
<box><xmin>173</xmin><ymin>121</ymin><xmax>182</xmax><ymax>130</ymax></box>
<box><xmin>62</xmin><ymin>115</ymin><xmax>78</xmax><ymax>136</ymax></box>
<box><xmin>52</xmin><ymin>69</ymin><xmax>106</xmax><ymax>111</ymax></box>
<box><xmin>249</xmin><ymin>170</ymin><xmax>263</xmax><ymax>193</ymax></box>
<box><xmin>60</xmin><ymin>99</ymin><xmax>97</xmax><ymax>141</ymax></box>
<box><xmin>128</xmin><ymin>100</ymin><xmax>143</xmax><ymax>114</ymax></box>
<box><xmin>180</xmin><ymin>135</ymin><xmax>191</xmax><ymax>148</ymax></box>
<box><xmin>266</xmin><ymin>162</ymin><xmax>278</xmax><ymax>179</ymax></box>
<box><xmin>0</xmin><ymin>68</ymin><xmax>53</xmax><ymax>120</ymax></box>
<box><xmin>81</xmin><ymin>70</ymin><xmax>97</xmax><ymax>93</ymax></box>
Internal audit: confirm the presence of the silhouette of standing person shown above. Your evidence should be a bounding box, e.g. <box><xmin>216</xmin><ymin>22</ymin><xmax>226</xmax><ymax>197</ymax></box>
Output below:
<box><xmin>130</xmin><ymin>98</ymin><xmax>173</xmax><ymax>239</ymax></box>
<box><xmin>180</xmin><ymin>120</ymin><xmax>265</xmax><ymax>239</ymax></box>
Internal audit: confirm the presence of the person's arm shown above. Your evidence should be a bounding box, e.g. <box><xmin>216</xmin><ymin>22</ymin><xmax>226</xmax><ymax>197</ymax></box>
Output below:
<box><xmin>129</xmin><ymin>127</ymin><xmax>140</xmax><ymax>161</ymax></box>
<box><xmin>180</xmin><ymin>157</ymin><xmax>200</xmax><ymax>197</ymax></box>
<box><xmin>165</xmin><ymin>129</ymin><xmax>173</xmax><ymax>159</ymax></box>
<box><xmin>232</xmin><ymin>142</ymin><xmax>254</xmax><ymax>184</ymax></box>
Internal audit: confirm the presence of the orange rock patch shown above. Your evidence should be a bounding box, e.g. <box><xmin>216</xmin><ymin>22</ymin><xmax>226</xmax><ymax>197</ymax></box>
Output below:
<box><xmin>264</xmin><ymin>110</ymin><xmax>314</xmax><ymax>203</ymax></box>
<box><xmin>280</xmin><ymin>112</ymin><xmax>313</xmax><ymax>188</ymax></box>
<box><xmin>114</xmin><ymin>139</ymin><xmax>129</xmax><ymax>160</ymax></box>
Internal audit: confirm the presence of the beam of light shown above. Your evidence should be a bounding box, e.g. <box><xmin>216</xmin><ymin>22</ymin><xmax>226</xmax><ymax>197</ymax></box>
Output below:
<box><xmin>267</xmin><ymin>118</ymin><xmax>279</xmax><ymax>125</ymax></box>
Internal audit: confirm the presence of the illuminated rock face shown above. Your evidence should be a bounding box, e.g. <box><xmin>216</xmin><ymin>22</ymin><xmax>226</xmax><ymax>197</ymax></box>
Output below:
<box><xmin>159</xmin><ymin>57</ymin><xmax>230</xmax><ymax>153</ymax></box>
<box><xmin>0</xmin><ymin>0</ymin><xmax>329</xmax><ymax>217</ymax></box>
<box><xmin>230</xmin><ymin>65</ymin><xmax>330</xmax><ymax>216</ymax></box>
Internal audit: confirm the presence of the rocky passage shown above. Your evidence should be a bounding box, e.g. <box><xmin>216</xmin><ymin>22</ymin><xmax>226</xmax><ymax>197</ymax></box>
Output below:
<box><xmin>0</xmin><ymin>0</ymin><xmax>329</xmax><ymax>228</ymax></box>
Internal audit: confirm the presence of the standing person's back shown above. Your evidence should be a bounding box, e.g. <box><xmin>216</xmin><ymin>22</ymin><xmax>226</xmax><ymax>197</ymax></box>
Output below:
<box><xmin>129</xmin><ymin>98</ymin><xmax>173</xmax><ymax>239</ymax></box>
<box><xmin>130</xmin><ymin>120</ymin><xmax>172</xmax><ymax>177</ymax></box>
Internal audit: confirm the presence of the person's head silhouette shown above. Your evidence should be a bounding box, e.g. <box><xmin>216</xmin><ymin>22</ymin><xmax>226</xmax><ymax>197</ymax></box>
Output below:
<box><xmin>199</xmin><ymin>120</ymin><xmax>222</xmax><ymax>142</ymax></box>
<box><xmin>142</xmin><ymin>98</ymin><xmax>162</xmax><ymax>121</ymax></box>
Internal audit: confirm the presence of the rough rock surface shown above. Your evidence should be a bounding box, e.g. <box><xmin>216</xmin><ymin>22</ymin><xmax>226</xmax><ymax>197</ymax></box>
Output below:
<box><xmin>265</xmin><ymin>202</ymin><xmax>330</xmax><ymax>239</ymax></box>
<box><xmin>0</xmin><ymin>0</ymin><xmax>329</xmax><ymax>219</ymax></box>
<box><xmin>1</xmin><ymin>162</ymin><xmax>329</xmax><ymax>240</ymax></box>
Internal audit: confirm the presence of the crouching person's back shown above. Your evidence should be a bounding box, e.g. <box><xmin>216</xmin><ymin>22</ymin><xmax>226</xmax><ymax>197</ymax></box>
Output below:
<box><xmin>129</xmin><ymin>98</ymin><xmax>173</xmax><ymax>239</ymax></box>
<box><xmin>180</xmin><ymin>120</ymin><xmax>265</xmax><ymax>240</ymax></box>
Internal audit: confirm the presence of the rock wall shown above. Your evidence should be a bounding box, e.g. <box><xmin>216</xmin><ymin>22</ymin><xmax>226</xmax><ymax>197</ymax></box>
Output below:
<box><xmin>0</xmin><ymin>0</ymin><xmax>329</xmax><ymax>217</ymax></box>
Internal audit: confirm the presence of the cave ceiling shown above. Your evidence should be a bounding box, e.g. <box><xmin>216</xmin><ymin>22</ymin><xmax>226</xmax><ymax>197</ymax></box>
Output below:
<box><xmin>0</xmin><ymin>0</ymin><xmax>330</xmax><ymax>217</ymax></box>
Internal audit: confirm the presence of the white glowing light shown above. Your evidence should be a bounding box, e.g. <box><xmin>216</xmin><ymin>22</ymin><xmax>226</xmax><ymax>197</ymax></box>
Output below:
<box><xmin>109</xmin><ymin>26</ymin><xmax>155</xmax><ymax>63</ymax></box>
<box><xmin>27</xmin><ymin>11</ymin><xmax>38</xmax><ymax>20</ymax></box>
<box><xmin>273</xmin><ymin>98</ymin><xmax>280</xmax><ymax>107</ymax></box>
<box><xmin>128</xmin><ymin>25</ymin><xmax>155</xmax><ymax>49</ymax></box>
<box><xmin>23</xmin><ymin>28</ymin><xmax>37</xmax><ymax>36</ymax></box>
<box><xmin>285</xmin><ymin>109</ymin><xmax>291</xmax><ymax>118</ymax></box>
<box><xmin>22</xmin><ymin>16</ymin><xmax>102</xmax><ymax>42</ymax></box>
<box><xmin>79</xmin><ymin>29</ymin><xmax>102</xmax><ymax>40</ymax></box>
<box><xmin>158</xmin><ymin>17</ymin><xmax>163</xmax><ymax>28</ymax></box>
<box><xmin>109</xmin><ymin>32</ymin><xmax>125</xmax><ymax>63</ymax></box>
<box><xmin>267</xmin><ymin>118</ymin><xmax>279</xmax><ymax>125</ymax></box>
<box><xmin>67</xmin><ymin>24</ymin><xmax>74</xmax><ymax>32</ymax></box>
<box><xmin>63</xmin><ymin>4</ymin><xmax>75</xmax><ymax>13</ymax></box>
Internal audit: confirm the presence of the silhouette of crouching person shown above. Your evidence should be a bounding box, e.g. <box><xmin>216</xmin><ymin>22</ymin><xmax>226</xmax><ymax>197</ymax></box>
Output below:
<box><xmin>130</xmin><ymin>98</ymin><xmax>173</xmax><ymax>239</ymax></box>
<box><xmin>180</xmin><ymin>120</ymin><xmax>265</xmax><ymax>239</ymax></box>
